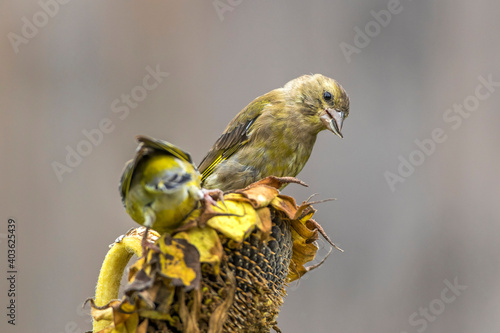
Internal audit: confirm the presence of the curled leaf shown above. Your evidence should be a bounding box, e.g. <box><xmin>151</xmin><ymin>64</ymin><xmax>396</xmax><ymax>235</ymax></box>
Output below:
<box><xmin>207</xmin><ymin>200</ymin><xmax>258</xmax><ymax>243</ymax></box>
<box><xmin>175</xmin><ymin>227</ymin><xmax>223</xmax><ymax>273</ymax></box>
<box><xmin>157</xmin><ymin>235</ymin><xmax>201</xmax><ymax>290</ymax></box>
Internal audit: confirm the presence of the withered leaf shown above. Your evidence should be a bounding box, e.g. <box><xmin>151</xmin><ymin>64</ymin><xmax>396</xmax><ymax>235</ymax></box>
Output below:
<box><xmin>207</xmin><ymin>200</ymin><xmax>258</xmax><ymax>243</ymax></box>
<box><xmin>157</xmin><ymin>235</ymin><xmax>201</xmax><ymax>291</ymax></box>
<box><xmin>175</xmin><ymin>227</ymin><xmax>223</xmax><ymax>273</ymax></box>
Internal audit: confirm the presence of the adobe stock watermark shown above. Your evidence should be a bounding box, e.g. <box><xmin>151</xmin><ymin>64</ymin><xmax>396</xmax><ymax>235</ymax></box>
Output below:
<box><xmin>213</xmin><ymin>0</ymin><xmax>243</xmax><ymax>22</ymax></box>
<box><xmin>340</xmin><ymin>0</ymin><xmax>410</xmax><ymax>64</ymax></box>
<box><xmin>7</xmin><ymin>0</ymin><xmax>73</xmax><ymax>54</ymax></box>
<box><xmin>385</xmin><ymin>74</ymin><xmax>499</xmax><ymax>192</ymax></box>
<box><xmin>401</xmin><ymin>277</ymin><xmax>466</xmax><ymax>333</ymax></box>
<box><xmin>51</xmin><ymin>65</ymin><xmax>169</xmax><ymax>182</ymax></box>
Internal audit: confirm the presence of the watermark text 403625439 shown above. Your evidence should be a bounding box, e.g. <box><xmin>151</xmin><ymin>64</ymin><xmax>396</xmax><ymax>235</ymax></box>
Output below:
<box><xmin>6</xmin><ymin>218</ymin><xmax>17</xmax><ymax>325</ymax></box>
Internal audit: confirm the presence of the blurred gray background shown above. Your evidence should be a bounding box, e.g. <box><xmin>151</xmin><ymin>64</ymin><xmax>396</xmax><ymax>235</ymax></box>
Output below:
<box><xmin>1</xmin><ymin>1</ymin><xmax>499</xmax><ymax>332</ymax></box>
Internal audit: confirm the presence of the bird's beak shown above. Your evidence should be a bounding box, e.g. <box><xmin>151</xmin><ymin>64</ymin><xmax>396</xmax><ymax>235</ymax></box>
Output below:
<box><xmin>321</xmin><ymin>108</ymin><xmax>344</xmax><ymax>139</ymax></box>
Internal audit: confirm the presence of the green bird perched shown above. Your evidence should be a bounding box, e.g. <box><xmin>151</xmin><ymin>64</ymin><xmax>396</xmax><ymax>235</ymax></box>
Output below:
<box><xmin>199</xmin><ymin>74</ymin><xmax>350</xmax><ymax>191</ymax></box>
<box><xmin>119</xmin><ymin>136</ymin><xmax>205</xmax><ymax>235</ymax></box>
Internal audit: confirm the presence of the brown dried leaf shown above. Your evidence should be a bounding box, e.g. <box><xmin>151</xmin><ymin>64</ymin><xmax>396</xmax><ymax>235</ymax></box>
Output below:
<box><xmin>125</xmin><ymin>269</ymin><xmax>155</xmax><ymax>295</ymax></box>
<box><xmin>293</xmin><ymin>202</ymin><xmax>316</xmax><ymax>222</ymax></box>
<box><xmin>157</xmin><ymin>236</ymin><xmax>201</xmax><ymax>291</ymax></box>
<box><xmin>287</xmin><ymin>218</ymin><xmax>320</xmax><ymax>282</ymax></box>
<box><xmin>290</xmin><ymin>218</ymin><xmax>318</xmax><ymax>242</ymax></box>
<box><xmin>255</xmin><ymin>208</ymin><xmax>273</xmax><ymax>242</ymax></box>
<box><xmin>270</xmin><ymin>196</ymin><xmax>298</xmax><ymax>220</ymax></box>
<box><xmin>306</xmin><ymin>219</ymin><xmax>343</xmax><ymax>252</ymax></box>
<box><xmin>234</xmin><ymin>185</ymin><xmax>279</xmax><ymax>208</ymax></box>
<box><xmin>207</xmin><ymin>270</ymin><xmax>236</xmax><ymax>333</ymax></box>
<box><xmin>89</xmin><ymin>299</ymin><xmax>139</xmax><ymax>333</ymax></box>
<box><xmin>175</xmin><ymin>227</ymin><xmax>223</xmax><ymax>273</ymax></box>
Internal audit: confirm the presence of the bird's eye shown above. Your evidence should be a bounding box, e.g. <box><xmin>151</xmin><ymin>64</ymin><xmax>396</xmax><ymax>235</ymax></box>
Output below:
<box><xmin>323</xmin><ymin>91</ymin><xmax>332</xmax><ymax>101</ymax></box>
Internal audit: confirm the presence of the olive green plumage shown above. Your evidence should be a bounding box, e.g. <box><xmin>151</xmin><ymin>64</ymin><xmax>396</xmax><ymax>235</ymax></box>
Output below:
<box><xmin>119</xmin><ymin>136</ymin><xmax>203</xmax><ymax>234</ymax></box>
<box><xmin>199</xmin><ymin>74</ymin><xmax>350</xmax><ymax>191</ymax></box>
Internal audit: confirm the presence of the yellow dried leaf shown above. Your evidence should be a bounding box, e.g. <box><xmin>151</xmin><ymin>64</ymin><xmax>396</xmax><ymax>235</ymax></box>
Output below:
<box><xmin>137</xmin><ymin>309</ymin><xmax>175</xmax><ymax>321</ymax></box>
<box><xmin>294</xmin><ymin>203</ymin><xmax>316</xmax><ymax>222</ymax></box>
<box><xmin>127</xmin><ymin>257</ymin><xmax>144</xmax><ymax>282</ymax></box>
<box><xmin>136</xmin><ymin>319</ymin><xmax>148</xmax><ymax>333</ymax></box>
<box><xmin>291</xmin><ymin>240</ymin><xmax>318</xmax><ymax>267</ymax></box>
<box><xmin>207</xmin><ymin>200</ymin><xmax>259</xmax><ymax>243</ymax></box>
<box><xmin>287</xmin><ymin>219</ymin><xmax>320</xmax><ymax>282</ymax></box>
<box><xmin>290</xmin><ymin>218</ymin><xmax>318</xmax><ymax>242</ymax></box>
<box><xmin>175</xmin><ymin>227</ymin><xmax>223</xmax><ymax>273</ymax></box>
<box><xmin>90</xmin><ymin>299</ymin><xmax>139</xmax><ymax>333</ymax></box>
<box><xmin>157</xmin><ymin>236</ymin><xmax>201</xmax><ymax>290</ymax></box>
<box><xmin>91</xmin><ymin>305</ymin><xmax>114</xmax><ymax>322</ymax></box>
<box><xmin>220</xmin><ymin>193</ymin><xmax>246</xmax><ymax>202</ymax></box>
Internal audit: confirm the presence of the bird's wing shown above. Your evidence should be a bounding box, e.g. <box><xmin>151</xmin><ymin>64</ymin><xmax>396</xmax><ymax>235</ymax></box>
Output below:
<box><xmin>136</xmin><ymin>135</ymin><xmax>194</xmax><ymax>165</ymax></box>
<box><xmin>198</xmin><ymin>97</ymin><xmax>271</xmax><ymax>182</ymax></box>
<box><xmin>118</xmin><ymin>159</ymin><xmax>134</xmax><ymax>206</ymax></box>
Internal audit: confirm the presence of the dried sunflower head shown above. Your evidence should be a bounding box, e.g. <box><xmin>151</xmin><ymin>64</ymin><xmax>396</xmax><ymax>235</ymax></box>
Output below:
<box><xmin>89</xmin><ymin>177</ymin><xmax>341</xmax><ymax>333</ymax></box>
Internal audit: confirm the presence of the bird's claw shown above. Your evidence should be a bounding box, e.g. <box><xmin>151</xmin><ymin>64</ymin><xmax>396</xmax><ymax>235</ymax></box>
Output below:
<box><xmin>201</xmin><ymin>188</ymin><xmax>226</xmax><ymax>210</ymax></box>
<box><xmin>196</xmin><ymin>188</ymin><xmax>238</xmax><ymax>226</ymax></box>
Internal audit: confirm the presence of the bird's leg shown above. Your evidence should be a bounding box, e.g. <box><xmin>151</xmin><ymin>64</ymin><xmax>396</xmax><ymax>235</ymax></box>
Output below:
<box><xmin>197</xmin><ymin>188</ymin><xmax>234</xmax><ymax>226</ymax></box>
<box><xmin>201</xmin><ymin>188</ymin><xmax>225</xmax><ymax>209</ymax></box>
<box><xmin>140</xmin><ymin>225</ymin><xmax>161</xmax><ymax>272</ymax></box>
<box><xmin>141</xmin><ymin>210</ymin><xmax>161</xmax><ymax>257</ymax></box>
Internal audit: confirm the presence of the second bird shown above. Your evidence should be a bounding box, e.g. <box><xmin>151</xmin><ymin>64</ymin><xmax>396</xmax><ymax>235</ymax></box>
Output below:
<box><xmin>120</xmin><ymin>136</ymin><xmax>203</xmax><ymax>235</ymax></box>
<box><xmin>199</xmin><ymin>74</ymin><xmax>350</xmax><ymax>191</ymax></box>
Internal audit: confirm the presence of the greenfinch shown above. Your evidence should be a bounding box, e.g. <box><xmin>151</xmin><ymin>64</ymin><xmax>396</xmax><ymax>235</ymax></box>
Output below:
<box><xmin>199</xmin><ymin>74</ymin><xmax>350</xmax><ymax>191</ymax></box>
<box><xmin>119</xmin><ymin>136</ymin><xmax>203</xmax><ymax>235</ymax></box>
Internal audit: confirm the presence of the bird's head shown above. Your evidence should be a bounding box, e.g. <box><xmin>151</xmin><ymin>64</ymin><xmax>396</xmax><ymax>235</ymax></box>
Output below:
<box><xmin>284</xmin><ymin>74</ymin><xmax>350</xmax><ymax>138</ymax></box>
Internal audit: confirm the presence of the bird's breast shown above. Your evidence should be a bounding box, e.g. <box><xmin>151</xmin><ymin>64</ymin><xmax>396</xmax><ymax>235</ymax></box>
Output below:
<box><xmin>242</xmin><ymin>129</ymin><xmax>317</xmax><ymax>179</ymax></box>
